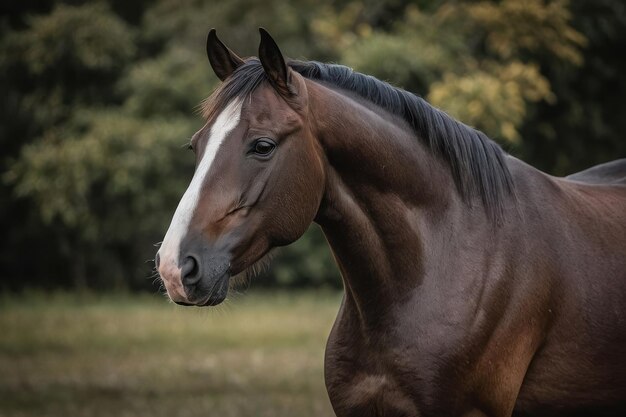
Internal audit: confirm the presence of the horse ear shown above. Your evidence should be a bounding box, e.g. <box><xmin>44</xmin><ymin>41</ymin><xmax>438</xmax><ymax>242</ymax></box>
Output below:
<box><xmin>206</xmin><ymin>28</ymin><xmax>244</xmax><ymax>81</ymax></box>
<box><xmin>258</xmin><ymin>28</ymin><xmax>294</xmax><ymax>96</ymax></box>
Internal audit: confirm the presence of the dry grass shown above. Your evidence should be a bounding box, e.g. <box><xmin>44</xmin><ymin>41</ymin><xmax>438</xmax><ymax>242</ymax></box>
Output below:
<box><xmin>0</xmin><ymin>291</ymin><xmax>341</xmax><ymax>417</ymax></box>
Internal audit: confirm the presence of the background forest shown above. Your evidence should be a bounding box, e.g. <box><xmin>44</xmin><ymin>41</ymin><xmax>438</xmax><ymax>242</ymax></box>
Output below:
<box><xmin>1</xmin><ymin>0</ymin><xmax>625</xmax><ymax>292</ymax></box>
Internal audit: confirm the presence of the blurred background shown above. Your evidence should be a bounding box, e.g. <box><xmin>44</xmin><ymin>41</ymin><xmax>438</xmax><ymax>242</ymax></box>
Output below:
<box><xmin>0</xmin><ymin>0</ymin><xmax>625</xmax><ymax>416</ymax></box>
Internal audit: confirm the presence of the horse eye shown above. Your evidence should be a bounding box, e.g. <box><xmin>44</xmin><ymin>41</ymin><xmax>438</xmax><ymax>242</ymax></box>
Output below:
<box><xmin>252</xmin><ymin>139</ymin><xmax>276</xmax><ymax>156</ymax></box>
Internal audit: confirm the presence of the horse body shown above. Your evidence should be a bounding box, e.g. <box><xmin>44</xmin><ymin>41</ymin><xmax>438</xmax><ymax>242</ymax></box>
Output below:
<box><xmin>309</xmin><ymin>80</ymin><xmax>626</xmax><ymax>416</ymax></box>
<box><xmin>157</xmin><ymin>30</ymin><xmax>626</xmax><ymax>416</ymax></box>
<box><xmin>513</xmin><ymin>173</ymin><xmax>626</xmax><ymax>416</ymax></box>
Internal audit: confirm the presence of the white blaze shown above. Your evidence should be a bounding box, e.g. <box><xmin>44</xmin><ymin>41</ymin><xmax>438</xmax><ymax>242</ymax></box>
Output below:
<box><xmin>159</xmin><ymin>99</ymin><xmax>242</xmax><ymax>278</ymax></box>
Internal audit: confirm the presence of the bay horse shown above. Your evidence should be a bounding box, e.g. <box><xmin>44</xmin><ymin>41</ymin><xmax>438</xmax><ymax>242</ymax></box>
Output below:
<box><xmin>156</xmin><ymin>29</ymin><xmax>626</xmax><ymax>417</ymax></box>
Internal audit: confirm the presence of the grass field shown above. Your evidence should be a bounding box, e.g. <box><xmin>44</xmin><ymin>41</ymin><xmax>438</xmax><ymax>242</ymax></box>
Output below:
<box><xmin>0</xmin><ymin>291</ymin><xmax>342</xmax><ymax>417</ymax></box>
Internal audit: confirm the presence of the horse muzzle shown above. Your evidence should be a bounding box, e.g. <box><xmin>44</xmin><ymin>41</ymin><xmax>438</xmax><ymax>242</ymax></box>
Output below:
<box><xmin>156</xmin><ymin>248</ymin><xmax>230</xmax><ymax>306</ymax></box>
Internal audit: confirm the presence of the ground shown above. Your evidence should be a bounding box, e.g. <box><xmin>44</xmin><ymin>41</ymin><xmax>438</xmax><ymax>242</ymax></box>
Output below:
<box><xmin>0</xmin><ymin>290</ymin><xmax>340</xmax><ymax>417</ymax></box>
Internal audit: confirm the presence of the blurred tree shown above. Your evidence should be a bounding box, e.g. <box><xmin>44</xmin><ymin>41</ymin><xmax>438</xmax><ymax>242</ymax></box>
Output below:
<box><xmin>518</xmin><ymin>0</ymin><xmax>626</xmax><ymax>174</ymax></box>
<box><xmin>1</xmin><ymin>3</ymin><xmax>135</xmax><ymax>130</ymax></box>
<box><xmin>7</xmin><ymin>111</ymin><xmax>195</xmax><ymax>288</ymax></box>
<box><xmin>267</xmin><ymin>225</ymin><xmax>339</xmax><ymax>288</ymax></box>
<box><xmin>314</xmin><ymin>0</ymin><xmax>584</xmax><ymax>142</ymax></box>
<box><xmin>0</xmin><ymin>2</ymin><xmax>140</xmax><ymax>289</ymax></box>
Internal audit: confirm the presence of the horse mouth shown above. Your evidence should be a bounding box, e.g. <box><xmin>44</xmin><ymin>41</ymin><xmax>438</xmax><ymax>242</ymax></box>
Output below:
<box><xmin>199</xmin><ymin>290</ymin><xmax>228</xmax><ymax>306</ymax></box>
<box><xmin>198</xmin><ymin>273</ymin><xmax>230</xmax><ymax>306</ymax></box>
<box><xmin>175</xmin><ymin>272</ymin><xmax>230</xmax><ymax>307</ymax></box>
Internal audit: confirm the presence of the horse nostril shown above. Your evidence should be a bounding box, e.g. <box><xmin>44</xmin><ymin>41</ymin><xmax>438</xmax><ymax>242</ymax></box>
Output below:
<box><xmin>155</xmin><ymin>252</ymin><xmax>161</xmax><ymax>269</ymax></box>
<box><xmin>181</xmin><ymin>255</ymin><xmax>201</xmax><ymax>286</ymax></box>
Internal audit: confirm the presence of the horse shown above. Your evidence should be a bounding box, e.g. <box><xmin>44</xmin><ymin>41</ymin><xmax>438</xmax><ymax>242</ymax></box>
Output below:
<box><xmin>156</xmin><ymin>28</ymin><xmax>626</xmax><ymax>417</ymax></box>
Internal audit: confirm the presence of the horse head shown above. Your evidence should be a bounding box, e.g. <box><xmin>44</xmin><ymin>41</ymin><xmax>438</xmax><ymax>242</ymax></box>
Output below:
<box><xmin>156</xmin><ymin>29</ymin><xmax>325</xmax><ymax>306</ymax></box>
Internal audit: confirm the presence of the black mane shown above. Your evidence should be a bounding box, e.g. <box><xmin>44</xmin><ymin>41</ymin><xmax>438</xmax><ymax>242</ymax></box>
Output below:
<box><xmin>203</xmin><ymin>59</ymin><xmax>514</xmax><ymax>221</ymax></box>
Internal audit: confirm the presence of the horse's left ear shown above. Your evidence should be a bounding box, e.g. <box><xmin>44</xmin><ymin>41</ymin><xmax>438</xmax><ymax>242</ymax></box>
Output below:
<box><xmin>258</xmin><ymin>28</ymin><xmax>294</xmax><ymax>96</ymax></box>
<box><xmin>207</xmin><ymin>28</ymin><xmax>244</xmax><ymax>81</ymax></box>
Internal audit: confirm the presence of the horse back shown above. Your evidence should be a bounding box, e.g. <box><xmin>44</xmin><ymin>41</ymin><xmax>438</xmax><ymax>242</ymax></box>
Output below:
<box><xmin>565</xmin><ymin>158</ymin><xmax>626</xmax><ymax>185</ymax></box>
<box><xmin>512</xmin><ymin>161</ymin><xmax>626</xmax><ymax>415</ymax></box>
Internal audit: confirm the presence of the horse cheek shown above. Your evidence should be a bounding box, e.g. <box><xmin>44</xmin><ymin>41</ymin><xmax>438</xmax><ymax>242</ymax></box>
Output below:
<box><xmin>270</xmin><ymin>152</ymin><xmax>323</xmax><ymax>246</ymax></box>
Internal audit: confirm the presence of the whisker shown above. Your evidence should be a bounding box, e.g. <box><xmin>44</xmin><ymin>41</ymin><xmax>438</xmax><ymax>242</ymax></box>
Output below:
<box><xmin>230</xmin><ymin>249</ymin><xmax>278</xmax><ymax>294</ymax></box>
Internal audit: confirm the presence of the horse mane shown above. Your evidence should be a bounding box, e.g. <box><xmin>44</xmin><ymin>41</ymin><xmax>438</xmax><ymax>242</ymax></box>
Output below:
<box><xmin>202</xmin><ymin>59</ymin><xmax>515</xmax><ymax>221</ymax></box>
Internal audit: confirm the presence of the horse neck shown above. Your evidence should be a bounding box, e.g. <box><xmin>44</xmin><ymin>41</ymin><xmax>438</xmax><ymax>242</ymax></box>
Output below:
<box><xmin>306</xmin><ymin>81</ymin><xmax>488</xmax><ymax>326</ymax></box>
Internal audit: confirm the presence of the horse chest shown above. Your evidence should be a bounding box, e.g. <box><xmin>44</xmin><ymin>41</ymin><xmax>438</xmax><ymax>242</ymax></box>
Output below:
<box><xmin>323</xmin><ymin>303</ymin><xmax>472</xmax><ymax>417</ymax></box>
<box><xmin>324</xmin><ymin>364</ymin><xmax>420</xmax><ymax>417</ymax></box>
<box><xmin>324</xmin><ymin>329</ymin><xmax>423</xmax><ymax>416</ymax></box>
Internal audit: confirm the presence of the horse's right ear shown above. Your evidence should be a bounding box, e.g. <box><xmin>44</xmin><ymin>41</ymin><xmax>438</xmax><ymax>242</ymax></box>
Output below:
<box><xmin>206</xmin><ymin>29</ymin><xmax>244</xmax><ymax>81</ymax></box>
<box><xmin>258</xmin><ymin>28</ymin><xmax>294</xmax><ymax>97</ymax></box>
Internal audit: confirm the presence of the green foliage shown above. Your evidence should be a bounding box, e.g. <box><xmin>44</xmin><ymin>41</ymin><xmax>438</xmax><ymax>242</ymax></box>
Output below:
<box><xmin>12</xmin><ymin>3</ymin><xmax>135</xmax><ymax>75</ymax></box>
<box><xmin>316</xmin><ymin>0</ymin><xmax>583</xmax><ymax>142</ymax></box>
<box><xmin>120</xmin><ymin>46</ymin><xmax>211</xmax><ymax>117</ymax></box>
<box><xmin>269</xmin><ymin>226</ymin><xmax>339</xmax><ymax>288</ymax></box>
<box><xmin>459</xmin><ymin>0</ymin><xmax>587</xmax><ymax>64</ymax></box>
<box><xmin>0</xmin><ymin>3</ymin><xmax>135</xmax><ymax>129</ymax></box>
<box><xmin>429</xmin><ymin>62</ymin><xmax>553</xmax><ymax>142</ymax></box>
<box><xmin>8</xmin><ymin>111</ymin><xmax>194</xmax><ymax>238</ymax></box>
<box><xmin>4</xmin><ymin>109</ymin><xmax>197</xmax><ymax>288</ymax></box>
<box><xmin>518</xmin><ymin>0</ymin><xmax>626</xmax><ymax>174</ymax></box>
<box><xmin>343</xmin><ymin>31</ymin><xmax>452</xmax><ymax>89</ymax></box>
<box><xmin>1</xmin><ymin>0</ymin><xmax>624</xmax><ymax>291</ymax></box>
